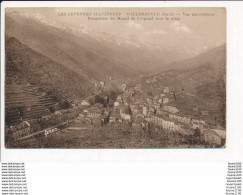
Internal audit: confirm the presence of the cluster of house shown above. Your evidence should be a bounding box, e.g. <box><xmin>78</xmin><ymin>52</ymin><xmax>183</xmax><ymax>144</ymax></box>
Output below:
<box><xmin>6</xmin><ymin>79</ymin><xmax>225</xmax><ymax>147</ymax></box>
<box><xmin>75</xmin><ymin>103</ymin><xmax>108</xmax><ymax>126</ymax></box>
<box><xmin>94</xmin><ymin>81</ymin><xmax>105</xmax><ymax>88</ymax></box>
<box><xmin>109</xmin><ymin>110</ymin><xmax>131</xmax><ymax>124</ymax></box>
<box><xmin>107</xmin><ymin>84</ymin><xmax>226</xmax><ymax>146</ymax></box>
<box><xmin>145</xmin><ymin>76</ymin><xmax>158</xmax><ymax>84</ymax></box>
<box><xmin>7</xmin><ymin>105</ymin><xmax>85</xmax><ymax>141</ymax></box>
<box><xmin>109</xmin><ymin>94</ymin><xmax>132</xmax><ymax>124</ymax></box>
<box><xmin>107</xmin><ymin>86</ymin><xmax>181</xmax><ymax>130</ymax></box>
<box><xmin>93</xmin><ymin>80</ymin><xmax>106</xmax><ymax>94</ymax></box>
<box><xmin>146</xmin><ymin>115</ymin><xmax>181</xmax><ymax>132</ymax></box>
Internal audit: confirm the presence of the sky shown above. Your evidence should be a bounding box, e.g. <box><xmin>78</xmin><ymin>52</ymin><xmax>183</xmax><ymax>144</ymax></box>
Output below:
<box><xmin>6</xmin><ymin>7</ymin><xmax>226</xmax><ymax>53</ymax></box>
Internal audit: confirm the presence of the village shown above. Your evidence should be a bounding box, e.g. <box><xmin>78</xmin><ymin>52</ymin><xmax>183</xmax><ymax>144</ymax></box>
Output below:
<box><xmin>62</xmin><ymin>79</ymin><xmax>226</xmax><ymax>147</ymax></box>
<box><xmin>6</xmin><ymin>78</ymin><xmax>226</xmax><ymax>148</ymax></box>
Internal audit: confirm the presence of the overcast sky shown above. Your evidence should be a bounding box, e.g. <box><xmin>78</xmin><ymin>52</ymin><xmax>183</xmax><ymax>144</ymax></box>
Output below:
<box><xmin>6</xmin><ymin>7</ymin><xmax>226</xmax><ymax>52</ymax></box>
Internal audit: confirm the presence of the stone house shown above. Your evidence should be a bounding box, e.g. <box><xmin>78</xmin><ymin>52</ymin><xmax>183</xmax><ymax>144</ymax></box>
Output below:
<box><xmin>164</xmin><ymin>87</ymin><xmax>170</xmax><ymax>94</ymax></box>
<box><xmin>169</xmin><ymin>114</ymin><xmax>191</xmax><ymax>124</ymax></box>
<box><xmin>146</xmin><ymin>115</ymin><xmax>181</xmax><ymax>132</ymax></box>
<box><xmin>203</xmin><ymin>130</ymin><xmax>222</xmax><ymax>146</ymax></box>
<box><xmin>163</xmin><ymin>105</ymin><xmax>180</xmax><ymax>114</ymax></box>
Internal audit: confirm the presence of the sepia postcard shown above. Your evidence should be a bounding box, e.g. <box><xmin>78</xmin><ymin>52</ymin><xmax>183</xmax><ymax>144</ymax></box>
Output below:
<box><xmin>4</xmin><ymin>7</ymin><xmax>226</xmax><ymax>149</ymax></box>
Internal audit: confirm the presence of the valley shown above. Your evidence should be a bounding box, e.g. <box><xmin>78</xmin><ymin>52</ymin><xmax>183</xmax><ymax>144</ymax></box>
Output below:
<box><xmin>5</xmin><ymin>9</ymin><xmax>226</xmax><ymax>148</ymax></box>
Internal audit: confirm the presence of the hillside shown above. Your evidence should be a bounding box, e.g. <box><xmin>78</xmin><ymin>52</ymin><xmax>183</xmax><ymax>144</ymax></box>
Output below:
<box><xmin>163</xmin><ymin>44</ymin><xmax>226</xmax><ymax>73</ymax></box>
<box><xmin>5</xmin><ymin>37</ymin><xmax>95</xmax><ymax>101</ymax></box>
<box><xmin>153</xmin><ymin>44</ymin><xmax>226</xmax><ymax>93</ymax></box>
<box><xmin>140</xmin><ymin>45</ymin><xmax>226</xmax><ymax>127</ymax></box>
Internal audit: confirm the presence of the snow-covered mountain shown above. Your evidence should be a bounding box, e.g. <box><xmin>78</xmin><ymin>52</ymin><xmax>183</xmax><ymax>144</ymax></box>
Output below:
<box><xmin>5</xmin><ymin>11</ymin><xmax>205</xmax><ymax>81</ymax></box>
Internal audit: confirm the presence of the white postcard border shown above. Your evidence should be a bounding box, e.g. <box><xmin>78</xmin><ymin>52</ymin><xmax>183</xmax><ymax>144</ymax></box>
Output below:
<box><xmin>1</xmin><ymin>1</ymin><xmax>243</xmax><ymax>163</ymax></box>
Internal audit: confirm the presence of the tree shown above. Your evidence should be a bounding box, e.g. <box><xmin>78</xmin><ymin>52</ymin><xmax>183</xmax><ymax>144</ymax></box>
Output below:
<box><xmin>60</xmin><ymin>100</ymin><xmax>70</xmax><ymax>109</ymax></box>
<box><xmin>147</xmin><ymin>91</ymin><xmax>152</xmax><ymax>96</ymax></box>
<box><xmin>194</xmin><ymin>128</ymin><xmax>201</xmax><ymax>137</ymax></box>
<box><xmin>125</xmin><ymin>106</ymin><xmax>132</xmax><ymax>115</ymax></box>
<box><xmin>95</xmin><ymin>95</ymin><xmax>106</xmax><ymax>106</ymax></box>
<box><xmin>49</xmin><ymin>106</ymin><xmax>55</xmax><ymax>113</ymax></box>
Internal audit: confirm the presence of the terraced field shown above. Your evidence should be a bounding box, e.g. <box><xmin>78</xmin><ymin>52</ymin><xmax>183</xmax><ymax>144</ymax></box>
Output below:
<box><xmin>5</xmin><ymin>36</ymin><xmax>97</xmax><ymax>126</ymax></box>
<box><xmin>5</xmin><ymin>83</ymin><xmax>59</xmax><ymax>125</ymax></box>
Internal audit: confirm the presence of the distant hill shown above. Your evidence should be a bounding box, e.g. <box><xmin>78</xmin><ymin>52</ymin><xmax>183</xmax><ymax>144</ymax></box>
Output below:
<box><xmin>142</xmin><ymin>44</ymin><xmax>226</xmax><ymax>127</ymax></box>
<box><xmin>5</xmin><ymin>37</ymin><xmax>95</xmax><ymax>101</ymax></box>
<box><xmin>156</xmin><ymin>44</ymin><xmax>226</xmax><ymax>93</ymax></box>
<box><xmin>163</xmin><ymin>44</ymin><xmax>226</xmax><ymax>73</ymax></box>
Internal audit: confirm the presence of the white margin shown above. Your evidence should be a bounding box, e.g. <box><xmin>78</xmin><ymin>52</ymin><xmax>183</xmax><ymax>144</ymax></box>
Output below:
<box><xmin>1</xmin><ymin>1</ymin><xmax>243</xmax><ymax>163</ymax></box>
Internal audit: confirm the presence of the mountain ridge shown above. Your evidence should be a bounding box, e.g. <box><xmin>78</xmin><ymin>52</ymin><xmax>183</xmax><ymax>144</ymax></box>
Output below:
<box><xmin>5</xmin><ymin>11</ymin><xmax>208</xmax><ymax>80</ymax></box>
